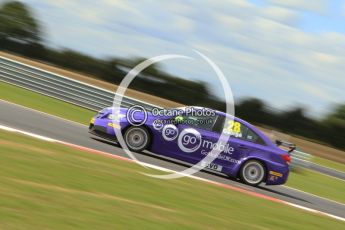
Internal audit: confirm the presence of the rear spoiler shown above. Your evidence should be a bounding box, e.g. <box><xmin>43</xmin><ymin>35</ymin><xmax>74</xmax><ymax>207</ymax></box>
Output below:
<box><xmin>275</xmin><ymin>140</ymin><xmax>296</xmax><ymax>153</ymax></box>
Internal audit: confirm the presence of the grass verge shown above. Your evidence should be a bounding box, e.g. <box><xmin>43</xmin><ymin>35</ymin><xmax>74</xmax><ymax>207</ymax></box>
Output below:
<box><xmin>0</xmin><ymin>82</ymin><xmax>94</xmax><ymax>125</ymax></box>
<box><xmin>313</xmin><ymin>156</ymin><xmax>345</xmax><ymax>173</ymax></box>
<box><xmin>287</xmin><ymin>170</ymin><xmax>345</xmax><ymax>204</ymax></box>
<box><xmin>0</xmin><ymin>129</ymin><xmax>344</xmax><ymax>229</ymax></box>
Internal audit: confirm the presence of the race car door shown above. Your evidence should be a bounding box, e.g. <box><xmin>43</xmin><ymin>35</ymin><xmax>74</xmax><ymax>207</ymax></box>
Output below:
<box><xmin>155</xmin><ymin>114</ymin><xmax>218</xmax><ymax>165</ymax></box>
<box><xmin>197</xmin><ymin>115</ymin><xmax>252</xmax><ymax>173</ymax></box>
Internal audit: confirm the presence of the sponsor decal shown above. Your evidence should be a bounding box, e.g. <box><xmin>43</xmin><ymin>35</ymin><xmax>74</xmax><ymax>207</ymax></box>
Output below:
<box><xmin>107</xmin><ymin>122</ymin><xmax>121</xmax><ymax>129</ymax></box>
<box><xmin>269</xmin><ymin>171</ymin><xmax>283</xmax><ymax>177</ymax></box>
<box><xmin>162</xmin><ymin>124</ymin><xmax>179</xmax><ymax>141</ymax></box>
<box><xmin>108</xmin><ymin>112</ymin><xmax>126</xmax><ymax>121</ymax></box>
<box><xmin>161</xmin><ymin>125</ymin><xmax>236</xmax><ymax>155</ymax></box>
<box><xmin>200</xmin><ymin>161</ymin><xmax>223</xmax><ymax>172</ymax></box>
<box><xmin>201</xmin><ymin>150</ymin><xmax>239</xmax><ymax>163</ymax></box>
<box><xmin>202</xmin><ymin>139</ymin><xmax>234</xmax><ymax>154</ymax></box>
<box><xmin>269</xmin><ymin>175</ymin><xmax>278</xmax><ymax>182</ymax></box>
<box><xmin>177</xmin><ymin>128</ymin><xmax>202</xmax><ymax>153</ymax></box>
<box><xmin>152</xmin><ymin>119</ymin><xmax>164</xmax><ymax>131</ymax></box>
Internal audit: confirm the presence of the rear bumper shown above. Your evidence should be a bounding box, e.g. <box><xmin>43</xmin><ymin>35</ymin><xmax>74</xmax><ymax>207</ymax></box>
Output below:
<box><xmin>265</xmin><ymin>165</ymin><xmax>289</xmax><ymax>185</ymax></box>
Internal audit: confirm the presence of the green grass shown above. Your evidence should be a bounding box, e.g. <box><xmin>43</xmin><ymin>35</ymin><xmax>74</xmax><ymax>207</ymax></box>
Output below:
<box><xmin>0</xmin><ymin>82</ymin><xmax>95</xmax><ymax>125</ymax></box>
<box><xmin>1</xmin><ymin>130</ymin><xmax>344</xmax><ymax>229</ymax></box>
<box><xmin>313</xmin><ymin>156</ymin><xmax>345</xmax><ymax>173</ymax></box>
<box><xmin>287</xmin><ymin>170</ymin><xmax>345</xmax><ymax>204</ymax></box>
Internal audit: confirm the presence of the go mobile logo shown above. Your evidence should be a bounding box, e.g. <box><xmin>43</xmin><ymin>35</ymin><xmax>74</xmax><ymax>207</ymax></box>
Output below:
<box><xmin>162</xmin><ymin>124</ymin><xmax>179</xmax><ymax>141</ymax></box>
<box><xmin>177</xmin><ymin>128</ymin><xmax>202</xmax><ymax>153</ymax></box>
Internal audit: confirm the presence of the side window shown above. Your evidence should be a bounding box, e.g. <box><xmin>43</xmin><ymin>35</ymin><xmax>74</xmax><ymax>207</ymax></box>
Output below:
<box><xmin>213</xmin><ymin>115</ymin><xmax>265</xmax><ymax>145</ymax></box>
<box><xmin>244</xmin><ymin>128</ymin><xmax>265</xmax><ymax>145</ymax></box>
<box><xmin>178</xmin><ymin>115</ymin><xmax>217</xmax><ymax>131</ymax></box>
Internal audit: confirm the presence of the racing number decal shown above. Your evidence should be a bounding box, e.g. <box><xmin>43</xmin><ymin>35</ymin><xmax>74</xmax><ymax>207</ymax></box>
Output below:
<box><xmin>223</xmin><ymin>121</ymin><xmax>242</xmax><ymax>137</ymax></box>
<box><xmin>225</xmin><ymin>121</ymin><xmax>241</xmax><ymax>133</ymax></box>
<box><xmin>233</xmin><ymin>122</ymin><xmax>241</xmax><ymax>133</ymax></box>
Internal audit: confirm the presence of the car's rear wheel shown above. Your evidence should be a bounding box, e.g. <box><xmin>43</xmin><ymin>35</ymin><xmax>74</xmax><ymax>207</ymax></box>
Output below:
<box><xmin>239</xmin><ymin>160</ymin><xmax>266</xmax><ymax>186</ymax></box>
<box><xmin>124</xmin><ymin>126</ymin><xmax>150</xmax><ymax>152</ymax></box>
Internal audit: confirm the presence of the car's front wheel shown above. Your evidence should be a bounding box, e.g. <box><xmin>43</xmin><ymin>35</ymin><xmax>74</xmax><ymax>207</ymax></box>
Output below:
<box><xmin>124</xmin><ymin>126</ymin><xmax>150</xmax><ymax>152</ymax></box>
<box><xmin>239</xmin><ymin>160</ymin><xmax>266</xmax><ymax>186</ymax></box>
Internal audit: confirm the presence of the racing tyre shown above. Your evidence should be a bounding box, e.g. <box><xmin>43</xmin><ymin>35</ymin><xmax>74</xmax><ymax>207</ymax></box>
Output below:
<box><xmin>239</xmin><ymin>160</ymin><xmax>266</xmax><ymax>186</ymax></box>
<box><xmin>124</xmin><ymin>126</ymin><xmax>150</xmax><ymax>152</ymax></box>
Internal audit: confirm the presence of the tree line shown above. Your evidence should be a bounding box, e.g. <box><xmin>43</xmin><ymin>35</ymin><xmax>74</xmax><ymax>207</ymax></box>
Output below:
<box><xmin>0</xmin><ymin>1</ymin><xmax>344</xmax><ymax>150</ymax></box>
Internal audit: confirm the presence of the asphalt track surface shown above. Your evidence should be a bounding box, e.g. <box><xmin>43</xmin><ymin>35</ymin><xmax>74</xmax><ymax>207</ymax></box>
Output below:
<box><xmin>309</xmin><ymin>162</ymin><xmax>345</xmax><ymax>180</ymax></box>
<box><xmin>1</xmin><ymin>100</ymin><xmax>345</xmax><ymax>219</ymax></box>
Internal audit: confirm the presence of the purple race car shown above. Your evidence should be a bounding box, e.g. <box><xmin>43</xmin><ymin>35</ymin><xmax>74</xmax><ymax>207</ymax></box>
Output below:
<box><xmin>89</xmin><ymin>106</ymin><xmax>290</xmax><ymax>186</ymax></box>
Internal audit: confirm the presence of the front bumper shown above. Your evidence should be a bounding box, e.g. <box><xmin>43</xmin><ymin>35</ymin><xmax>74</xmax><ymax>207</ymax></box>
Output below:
<box><xmin>89</xmin><ymin>123</ymin><xmax>116</xmax><ymax>141</ymax></box>
<box><xmin>88</xmin><ymin>116</ymin><xmax>121</xmax><ymax>141</ymax></box>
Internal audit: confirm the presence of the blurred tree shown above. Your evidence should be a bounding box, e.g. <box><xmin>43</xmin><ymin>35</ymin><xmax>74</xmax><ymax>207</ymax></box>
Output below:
<box><xmin>279</xmin><ymin>107</ymin><xmax>323</xmax><ymax>139</ymax></box>
<box><xmin>0</xmin><ymin>1</ymin><xmax>41</xmax><ymax>44</ymax></box>
<box><xmin>329</xmin><ymin>104</ymin><xmax>345</xmax><ymax>120</ymax></box>
<box><xmin>236</xmin><ymin>98</ymin><xmax>268</xmax><ymax>123</ymax></box>
<box><xmin>280</xmin><ymin>107</ymin><xmax>306</xmax><ymax>131</ymax></box>
<box><xmin>323</xmin><ymin>104</ymin><xmax>345</xmax><ymax>148</ymax></box>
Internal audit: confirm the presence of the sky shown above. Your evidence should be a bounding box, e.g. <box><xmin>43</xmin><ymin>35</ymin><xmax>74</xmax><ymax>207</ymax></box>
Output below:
<box><xmin>4</xmin><ymin>0</ymin><xmax>345</xmax><ymax>117</ymax></box>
